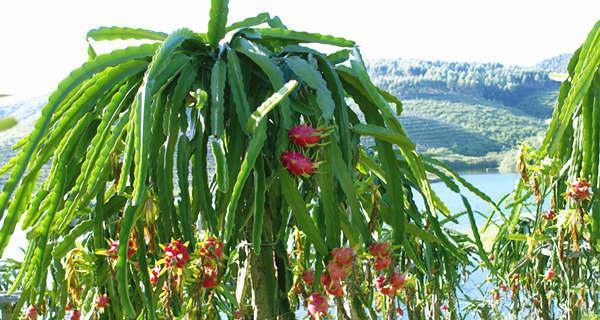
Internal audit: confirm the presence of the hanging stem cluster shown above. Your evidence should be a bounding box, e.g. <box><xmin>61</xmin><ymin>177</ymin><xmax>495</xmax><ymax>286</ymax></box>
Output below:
<box><xmin>480</xmin><ymin>21</ymin><xmax>600</xmax><ymax>319</ymax></box>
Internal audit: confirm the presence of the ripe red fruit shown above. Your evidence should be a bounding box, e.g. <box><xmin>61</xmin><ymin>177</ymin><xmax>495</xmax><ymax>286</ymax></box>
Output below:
<box><xmin>281</xmin><ymin>151</ymin><xmax>315</xmax><ymax>176</ymax></box>
<box><xmin>70</xmin><ymin>310</ymin><xmax>81</xmax><ymax>320</ymax></box>
<box><xmin>320</xmin><ymin>273</ymin><xmax>330</xmax><ymax>285</ymax></box>
<box><xmin>202</xmin><ymin>276</ymin><xmax>218</xmax><ymax>288</ymax></box>
<box><xmin>105</xmin><ymin>239</ymin><xmax>136</xmax><ymax>260</ymax></box>
<box><xmin>493</xmin><ymin>291</ymin><xmax>500</xmax><ymax>300</ymax></box>
<box><xmin>302</xmin><ymin>269</ymin><xmax>315</xmax><ymax>286</ymax></box>
<box><xmin>567</xmin><ymin>178</ymin><xmax>592</xmax><ymax>201</ymax></box>
<box><xmin>202</xmin><ymin>265</ymin><xmax>219</xmax><ymax>288</ymax></box>
<box><xmin>233</xmin><ymin>310</ymin><xmax>243</xmax><ymax>319</ymax></box>
<box><xmin>374</xmin><ymin>256</ymin><xmax>392</xmax><ymax>270</ymax></box>
<box><xmin>390</xmin><ymin>272</ymin><xmax>406</xmax><ymax>290</ymax></box>
<box><xmin>25</xmin><ymin>305</ymin><xmax>37</xmax><ymax>320</ymax></box>
<box><xmin>327</xmin><ymin>261</ymin><xmax>347</xmax><ymax>281</ymax></box>
<box><xmin>96</xmin><ymin>294</ymin><xmax>109</xmax><ymax>310</ymax></box>
<box><xmin>289</xmin><ymin>124</ymin><xmax>323</xmax><ymax>147</ymax></box>
<box><xmin>107</xmin><ymin>241</ymin><xmax>118</xmax><ymax>257</ymax></box>
<box><xmin>307</xmin><ymin>293</ymin><xmax>329</xmax><ymax>318</ymax></box>
<box><xmin>440</xmin><ymin>304</ymin><xmax>448</xmax><ymax>312</ymax></box>
<box><xmin>325</xmin><ymin>280</ymin><xmax>344</xmax><ymax>297</ymax></box>
<box><xmin>544</xmin><ymin>268</ymin><xmax>556</xmax><ymax>281</ymax></box>
<box><xmin>149</xmin><ymin>266</ymin><xmax>161</xmax><ymax>285</ymax></box>
<box><xmin>374</xmin><ymin>275</ymin><xmax>396</xmax><ymax>296</ymax></box>
<box><xmin>164</xmin><ymin>239</ymin><xmax>190</xmax><ymax>268</ymax></box>
<box><xmin>368</xmin><ymin>241</ymin><xmax>390</xmax><ymax>258</ymax></box>
<box><xmin>331</xmin><ymin>247</ymin><xmax>354</xmax><ymax>266</ymax></box>
<box><xmin>199</xmin><ymin>236</ymin><xmax>223</xmax><ymax>261</ymax></box>
<box><xmin>397</xmin><ymin>307</ymin><xmax>404</xmax><ymax>317</ymax></box>
<box><xmin>499</xmin><ymin>283</ymin><xmax>507</xmax><ymax>292</ymax></box>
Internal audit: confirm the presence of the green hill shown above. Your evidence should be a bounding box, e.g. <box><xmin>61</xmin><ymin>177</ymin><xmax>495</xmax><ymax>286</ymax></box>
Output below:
<box><xmin>369</xmin><ymin>59</ymin><xmax>559</xmax><ymax>170</ymax></box>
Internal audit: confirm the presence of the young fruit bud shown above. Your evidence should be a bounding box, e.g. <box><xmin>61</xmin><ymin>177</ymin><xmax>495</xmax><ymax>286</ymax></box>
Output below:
<box><xmin>544</xmin><ymin>268</ymin><xmax>555</xmax><ymax>281</ymax></box>
<box><xmin>96</xmin><ymin>294</ymin><xmax>110</xmax><ymax>311</ymax></box>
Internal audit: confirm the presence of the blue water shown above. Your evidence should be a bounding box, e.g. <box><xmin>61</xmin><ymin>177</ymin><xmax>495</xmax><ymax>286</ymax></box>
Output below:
<box><xmin>430</xmin><ymin>172</ymin><xmax>519</xmax><ymax>230</ymax></box>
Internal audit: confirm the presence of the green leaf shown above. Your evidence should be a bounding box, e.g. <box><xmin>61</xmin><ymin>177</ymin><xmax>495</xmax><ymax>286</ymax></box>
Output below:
<box><xmin>226</xmin><ymin>48</ymin><xmax>251</xmax><ymax>133</ymax></box>
<box><xmin>0</xmin><ymin>43</ymin><xmax>157</xmax><ymax>222</ymax></box>
<box><xmin>211</xmin><ymin>57</ymin><xmax>227</xmax><ymax>136</ymax></box>
<box><xmin>207</xmin><ymin>0</ymin><xmax>229</xmax><ymax>47</ymax></box>
<box><xmin>279</xmin><ymin>169</ymin><xmax>328</xmax><ymax>256</ymax></box>
<box><xmin>286</xmin><ymin>56</ymin><xmax>335</xmax><ymax>120</ymax></box>
<box><xmin>253</xmin><ymin>28</ymin><xmax>355</xmax><ymax>47</ymax></box>
<box><xmin>224</xmin><ymin>80</ymin><xmax>297</xmax><ymax>241</ymax></box>
<box><xmin>225</xmin><ymin>12</ymin><xmax>270</xmax><ymax>32</ymax></box>
<box><xmin>252</xmin><ymin>158</ymin><xmax>265</xmax><ymax>254</ymax></box>
<box><xmin>353</xmin><ymin>123</ymin><xmax>415</xmax><ymax>150</ymax></box>
<box><xmin>87</xmin><ymin>26</ymin><xmax>167</xmax><ymax>41</ymax></box>
<box><xmin>247</xmin><ymin>80</ymin><xmax>298</xmax><ymax>134</ymax></box>
<box><xmin>131</xmin><ymin>28</ymin><xmax>200</xmax><ymax>205</ymax></box>
<box><xmin>232</xmin><ymin>37</ymin><xmax>292</xmax><ymax>128</ymax></box>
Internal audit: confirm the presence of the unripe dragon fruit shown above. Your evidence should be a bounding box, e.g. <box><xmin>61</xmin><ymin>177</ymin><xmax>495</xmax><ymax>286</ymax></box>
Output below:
<box><xmin>96</xmin><ymin>294</ymin><xmax>109</xmax><ymax>310</ymax></box>
<box><xmin>544</xmin><ymin>268</ymin><xmax>556</xmax><ymax>281</ymax></box>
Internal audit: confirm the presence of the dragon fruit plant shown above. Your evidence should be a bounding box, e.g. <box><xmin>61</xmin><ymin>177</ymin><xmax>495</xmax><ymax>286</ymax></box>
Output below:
<box><xmin>482</xmin><ymin>21</ymin><xmax>600</xmax><ymax>319</ymax></box>
<box><xmin>0</xmin><ymin>1</ymin><xmax>493</xmax><ymax>319</ymax></box>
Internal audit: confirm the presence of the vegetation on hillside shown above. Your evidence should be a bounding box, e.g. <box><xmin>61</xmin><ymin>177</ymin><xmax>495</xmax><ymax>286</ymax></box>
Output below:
<box><xmin>534</xmin><ymin>53</ymin><xmax>573</xmax><ymax>73</ymax></box>
<box><xmin>367</xmin><ymin>59</ymin><xmax>560</xmax><ymax>171</ymax></box>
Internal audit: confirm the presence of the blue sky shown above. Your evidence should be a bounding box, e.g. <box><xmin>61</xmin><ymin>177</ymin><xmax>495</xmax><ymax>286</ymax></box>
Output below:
<box><xmin>0</xmin><ymin>0</ymin><xmax>598</xmax><ymax>96</ymax></box>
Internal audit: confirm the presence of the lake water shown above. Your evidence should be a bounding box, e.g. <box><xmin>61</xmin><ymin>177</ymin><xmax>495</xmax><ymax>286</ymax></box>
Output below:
<box><xmin>429</xmin><ymin>172</ymin><xmax>519</xmax><ymax>230</ymax></box>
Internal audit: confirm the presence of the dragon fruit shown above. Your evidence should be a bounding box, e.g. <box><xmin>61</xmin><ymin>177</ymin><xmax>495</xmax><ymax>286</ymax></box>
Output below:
<box><xmin>288</xmin><ymin>124</ymin><xmax>323</xmax><ymax>147</ymax></box>
<box><xmin>281</xmin><ymin>151</ymin><xmax>315</xmax><ymax>176</ymax></box>
<box><xmin>96</xmin><ymin>294</ymin><xmax>109</xmax><ymax>311</ymax></box>
<box><xmin>302</xmin><ymin>269</ymin><xmax>315</xmax><ymax>286</ymax></box>
<box><xmin>331</xmin><ymin>247</ymin><xmax>354</xmax><ymax>266</ymax></box>
<box><xmin>163</xmin><ymin>239</ymin><xmax>190</xmax><ymax>269</ymax></box>
<box><xmin>25</xmin><ymin>305</ymin><xmax>37</xmax><ymax>320</ymax></box>
<box><xmin>307</xmin><ymin>293</ymin><xmax>329</xmax><ymax>318</ymax></box>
